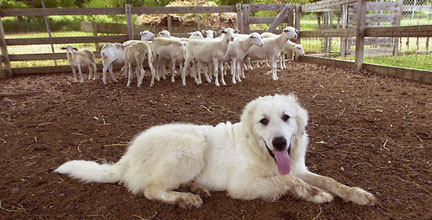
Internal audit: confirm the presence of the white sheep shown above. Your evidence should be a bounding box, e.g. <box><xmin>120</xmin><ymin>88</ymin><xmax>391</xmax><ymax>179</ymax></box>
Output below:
<box><xmin>123</xmin><ymin>31</ymin><xmax>156</xmax><ymax>47</ymax></box>
<box><xmin>261</xmin><ymin>31</ymin><xmax>304</xmax><ymax>69</ymax></box>
<box><xmin>100</xmin><ymin>43</ymin><xmax>124</xmax><ymax>84</ymax></box>
<box><xmin>221</xmin><ymin>32</ymin><xmax>264</xmax><ymax>84</ymax></box>
<box><xmin>153</xmin><ymin>31</ymin><xmax>203</xmax><ymax>81</ymax></box>
<box><xmin>182</xmin><ymin>28</ymin><xmax>238</xmax><ymax>86</ymax></box>
<box><xmin>151</xmin><ymin>37</ymin><xmax>186</xmax><ymax>83</ymax></box>
<box><xmin>244</xmin><ymin>26</ymin><xmax>297</xmax><ymax>81</ymax></box>
<box><xmin>61</xmin><ymin>45</ymin><xmax>97</xmax><ymax>83</ymax></box>
<box><xmin>124</xmin><ymin>42</ymin><xmax>156</xmax><ymax>87</ymax></box>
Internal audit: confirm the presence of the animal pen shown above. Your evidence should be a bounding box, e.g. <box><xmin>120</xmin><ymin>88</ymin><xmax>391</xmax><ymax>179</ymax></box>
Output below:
<box><xmin>1</xmin><ymin>1</ymin><xmax>432</xmax><ymax>219</ymax></box>
<box><xmin>0</xmin><ymin>0</ymin><xmax>431</xmax><ymax>83</ymax></box>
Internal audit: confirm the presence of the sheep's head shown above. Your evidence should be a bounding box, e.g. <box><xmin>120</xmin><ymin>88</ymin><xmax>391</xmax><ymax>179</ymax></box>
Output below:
<box><xmin>283</xmin><ymin>26</ymin><xmax>298</xmax><ymax>40</ymax></box>
<box><xmin>219</xmin><ymin>28</ymin><xmax>239</xmax><ymax>42</ymax></box>
<box><xmin>189</xmin><ymin>31</ymin><xmax>204</xmax><ymax>40</ymax></box>
<box><xmin>294</xmin><ymin>44</ymin><xmax>305</xmax><ymax>60</ymax></box>
<box><xmin>249</xmin><ymin>32</ymin><xmax>264</xmax><ymax>48</ymax></box>
<box><xmin>61</xmin><ymin>45</ymin><xmax>78</xmax><ymax>56</ymax></box>
<box><xmin>202</xmin><ymin>30</ymin><xmax>216</xmax><ymax>39</ymax></box>
<box><xmin>158</xmin><ymin>30</ymin><xmax>170</xmax><ymax>37</ymax></box>
<box><xmin>140</xmin><ymin>31</ymin><xmax>155</xmax><ymax>41</ymax></box>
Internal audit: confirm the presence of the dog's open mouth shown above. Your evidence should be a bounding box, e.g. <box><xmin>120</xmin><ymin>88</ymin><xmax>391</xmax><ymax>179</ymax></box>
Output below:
<box><xmin>264</xmin><ymin>141</ymin><xmax>291</xmax><ymax>175</ymax></box>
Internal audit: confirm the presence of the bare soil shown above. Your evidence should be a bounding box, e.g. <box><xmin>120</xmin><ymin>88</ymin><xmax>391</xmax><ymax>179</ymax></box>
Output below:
<box><xmin>1</xmin><ymin>61</ymin><xmax>431</xmax><ymax>220</ymax></box>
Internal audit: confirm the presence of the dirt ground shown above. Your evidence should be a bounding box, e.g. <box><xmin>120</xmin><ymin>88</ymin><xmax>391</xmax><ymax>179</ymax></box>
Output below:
<box><xmin>1</xmin><ymin>61</ymin><xmax>431</xmax><ymax>220</ymax></box>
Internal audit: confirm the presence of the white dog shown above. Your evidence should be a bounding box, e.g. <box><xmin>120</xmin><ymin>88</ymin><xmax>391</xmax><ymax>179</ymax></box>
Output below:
<box><xmin>55</xmin><ymin>94</ymin><xmax>377</xmax><ymax>208</ymax></box>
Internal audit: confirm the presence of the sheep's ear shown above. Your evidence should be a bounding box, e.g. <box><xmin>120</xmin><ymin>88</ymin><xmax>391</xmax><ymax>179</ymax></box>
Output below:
<box><xmin>234</xmin><ymin>29</ymin><xmax>240</xmax><ymax>34</ymax></box>
<box><xmin>219</xmin><ymin>30</ymin><xmax>226</xmax><ymax>34</ymax></box>
<box><xmin>72</xmin><ymin>47</ymin><xmax>78</xmax><ymax>51</ymax></box>
<box><xmin>250</xmin><ymin>35</ymin><xmax>254</xmax><ymax>39</ymax></box>
<box><xmin>60</xmin><ymin>47</ymin><xmax>66</xmax><ymax>50</ymax></box>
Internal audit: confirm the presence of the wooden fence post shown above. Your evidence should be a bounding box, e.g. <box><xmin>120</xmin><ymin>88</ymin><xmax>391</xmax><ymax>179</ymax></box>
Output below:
<box><xmin>323</xmin><ymin>12</ymin><xmax>329</xmax><ymax>55</ymax></box>
<box><xmin>167</xmin><ymin>15</ymin><xmax>172</xmax><ymax>33</ymax></box>
<box><xmin>0</xmin><ymin>18</ymin><xmax>11</xmax><ymax>77</ymax></box>
<box><xmin>236</xmin><ymin>3</ymin><xmax>243</xmax><ymax>33</ymax></box>
<box><xmin>92</xmin><ymin>22</ymin><xmax>100</xmax><ymax>51</ymax></box>
<box><xmin>125</xmin><ymin>4</ymin><xmax>134</xmax><ymax>40</ymax></box>
<box><xmin>242</xmin><ymin>4</ymin><xmax>250</xmax><ymax>34</ymax></box>
<box><xmin>341</xmin><ymin>4</ymin><xmax>348</xmax><ymax>57</ymax></box>
<box><xmin>295</xmin><ymin>4</ymin><xmax>301</xmax><ymax>44</ymax></box>
<box><xmin>286</xmin><ymin>4</ymin><xmax>294</xmax><ymax>60</ymax></box>
<box><xmin>355</xmin><ymin>0</ymin><xmax>366</xmax><ymax>71</ymax></box>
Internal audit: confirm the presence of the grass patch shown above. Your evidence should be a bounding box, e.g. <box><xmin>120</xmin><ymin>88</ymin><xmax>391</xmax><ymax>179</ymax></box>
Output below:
<box><xmin>337</xmin><ymin>53</ymin><xmax>432</xmax><ymax>71</ymax></box>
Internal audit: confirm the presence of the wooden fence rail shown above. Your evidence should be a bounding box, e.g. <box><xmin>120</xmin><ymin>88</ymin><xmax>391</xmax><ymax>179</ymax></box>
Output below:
<box><xmin>0</xmin><ymin>1</ymin><xmax>431</xmax><ymax>83</ymax></box>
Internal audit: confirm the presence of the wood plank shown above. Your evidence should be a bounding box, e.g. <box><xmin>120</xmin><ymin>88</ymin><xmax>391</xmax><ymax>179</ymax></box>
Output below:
<box><xmin>350</xmin><ymin>2</ymin><xmax>399</xmax><ymax>11</ymax></box>
<box><xmin>300</xmin><ymin>28</ymin><xmax>356</xmax><ymax>37</ymax></box>
<box><xmin>12</xmin><ymin>64</ymin><xmax>104</xmax><ymax>75</ymax></box>
<box><xmin>268</xmin><ymin>4</ymin><xmax>292</xmax><ymax>32</ymax></box>
<box><xmin>348</xmin><ymin>14</ymin><xmax>398</xmax><ymax>23</ymax></box>
<box><xmin>302</xmin><ymin>0</ymin><xmax>358</xmax><ymax>13</ymax></box>
<box><xmin>0</xmin><ymin>18</ymin><xmax>11</xmax><ymax>77</ymax></box>
<box><xmin>0</xmin><ymin>8</ymin><xmax>123</xmax><ymax>17</ymax></box>
<box><xmin>5</xmin><ymin>35</ymin><xmax>129</xmax><ymax>46</ymax></box>
<box><xmin>247</xmin><ymin>4</ymin><xmax>286</xmax><ymax>12</ymax></box>
<box><xmin>8</xmin><ymin>52</ymin><xmax>102</xmax><ymax>61</ymax></box>
<box><xmin>131</xmin><ymin>6</ymin><xmax>236</xmax><ymax>14</ymax></box>
<box><xmin>355</xmin><ymin>0</ymin><xmax>366</xmax><ymax>71</ymax></box>
<box><xmin>249</xmin><ymin>17</ymin><xmax>288</xmax><ymax>24</ymax></box>
<box><xmin>299</xmin><ymin>55</ymin><xmax>432</xmax><ymax>84</ymax></box>
<box><xmin>365</xmin><ymin>25</ymin><xmax>432</xmax><ymax>37</ymax></box>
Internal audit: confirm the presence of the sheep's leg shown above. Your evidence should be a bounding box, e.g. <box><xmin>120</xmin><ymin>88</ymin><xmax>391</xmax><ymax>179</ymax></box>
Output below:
<box><xmin>109</xmin><ymin>65</ymin><xmax>118</xmax><ymax>83</ymax></box>
<box><xmin>88</xmin><ymin>64</ymin><xmax>92</xmax><ymax>80</ymax></box>
<box><xmin>282</xmin><ymin>51</ymin><xmax>287</xmax><ymax>69</ymax></box>
<box><xmin>77</xmin><ymin>64</ymin><xmax>84</xmax><ymax>83</ymax></box>
<box><xmin>127</xmin><ymin>63</ymin><xmax>132</xmax><ymax>87</ymax></box>
<box><xmin>236</xmin><ymin>61</ymin><xmax>242</xmax><ymax>83</ymax></box>
<box><xmin>231</xmin><ymin>60</ymin><xmax>236</xmax><ymax>84</ymax></box>
<box><xmin>191</xmin><ymin>62</ymin><xmax>200</xmax><ymax>85</ymax></box>
<box><xmin>182</xmin><ymin>59</ymin><xmax>189</xmax><ymax>86</ymax></box>
<box><xmin>271</xmin><ymin>56</ymin><xmax>278</xmax><ymax>80</ymax></box>
<box><xmin>171</xmin><ymin>60</ymin><xmax>176</xmax><ymax>83</ymax></box>
<box><xmin>240</xmin><ymin>60</ymin><xmax>246</xmax><ymax>79</ymax></box>
<box><xmin>197</xmin><ymin>62</ymin><xmax>203</xmax><ymax>84</ymax></box>
<box><xmin>213</xmin><ymin>59</ymin><xmax>220</xmax><ymax>87</ymax></box>
<box><xmin>148</xmin><ymin>57</ymin><xmax>156</xmax><ymax>87</ymax></box>
<box><xmin>247</xmin><ymin>57</ymin><xmax>253</xmax><ymax>70</ymax></box>
<box><xmin>102</xmin><ymin>62</ymin><xmax>108</xmax><ymax>84</ymax></box>
<box><xmin>71</xmin><ymin>66</ymin><xmax>78</xmax><ymax>83</ymax></box>
<box><xmin>92</xmin><ymin>63</ymin><xmax>97</xmax><ymax>80</ymax></box>
<box><xmin>220</xmin><ymin>61</ymin><xmax>226</xmax><ymax>86</ymax></box>
<box><xmin>265</xmin><ymin>59</ymin><xmax>270</xmax><ymax>68</ymax></box>
<box><xmin>138</xmin><ymin>63</ymin><xmax>145</xmax><ymax>87</ymax></box>
<box><xmin>162</xmin><ymin>62</ymin><xmax>167</xmax><ymax>80</ymax></box>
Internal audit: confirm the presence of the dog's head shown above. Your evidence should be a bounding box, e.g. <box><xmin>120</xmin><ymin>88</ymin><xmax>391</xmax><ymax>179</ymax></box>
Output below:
<box><xmin>241</xmin><ymin>94</ymin><xmax>308</xmax><ymax>175</ymax></box>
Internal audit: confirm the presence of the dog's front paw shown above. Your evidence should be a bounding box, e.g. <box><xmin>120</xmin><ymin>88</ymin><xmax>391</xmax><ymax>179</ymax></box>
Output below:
<box><xmin>178</xmin><ymin>193</ymin><xmax>203</xmax><ymax>209</ymax></box>
<box><xmin>311</xmin><ymin>190</ymin><xmax>334</xmax><ymax>204</ymax></box>
<box><xmin>348</xmin><ymin>187</ymin><xmax>377</xmax><ymax>206</ymax></box>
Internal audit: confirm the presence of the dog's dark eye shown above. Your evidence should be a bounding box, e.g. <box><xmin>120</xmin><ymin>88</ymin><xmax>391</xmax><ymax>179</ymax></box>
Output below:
<box><xmin>259</xmin><ymin>118</ymin><xmax>269</xmax><ymax>126</ymax></box>
<box><xmin>282</xmin><ymin>114</ymin><xmax>290</xmax><ymax>122</ymax></box>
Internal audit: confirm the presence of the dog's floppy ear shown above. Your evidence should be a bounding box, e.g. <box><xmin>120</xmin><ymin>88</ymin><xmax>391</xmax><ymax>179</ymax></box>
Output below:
<box><xmin>295</xmin><ymin>107</ymin><xmax>308</xmax><ymax>136</ymax></box>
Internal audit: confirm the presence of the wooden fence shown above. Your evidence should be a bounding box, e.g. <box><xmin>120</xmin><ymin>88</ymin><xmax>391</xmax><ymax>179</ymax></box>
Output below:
<box><xmin>0</xmin><ymin>0</ymin><xmax>431</xmax><ymax>83</ymax></box>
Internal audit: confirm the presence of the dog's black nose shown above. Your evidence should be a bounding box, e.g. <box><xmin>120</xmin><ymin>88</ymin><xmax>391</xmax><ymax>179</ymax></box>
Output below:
<box><xmin>272</xmin><ymin>137</ymin><xmax>287</xmax><ymax>151</ymax></box>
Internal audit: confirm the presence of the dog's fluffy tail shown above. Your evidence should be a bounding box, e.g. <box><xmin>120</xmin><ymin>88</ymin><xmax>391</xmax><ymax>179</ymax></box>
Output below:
<box><xmin>54</xmin><ymin>160</ymin><xmax>120</xmax><ymax>183</ymax></box>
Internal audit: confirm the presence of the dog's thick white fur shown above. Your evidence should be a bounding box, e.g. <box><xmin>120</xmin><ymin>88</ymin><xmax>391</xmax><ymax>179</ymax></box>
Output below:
<box><xmin>55</xmin><ymin>94</ymin><xmax>377</xmax><ymax>208</ymax></box>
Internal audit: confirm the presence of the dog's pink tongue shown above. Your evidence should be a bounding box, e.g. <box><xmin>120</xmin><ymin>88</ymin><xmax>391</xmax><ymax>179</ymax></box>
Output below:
<box><xmin>274</xmin><ymin>150</ymin><xmax>291</xmax><ymax>175</ymax></box>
